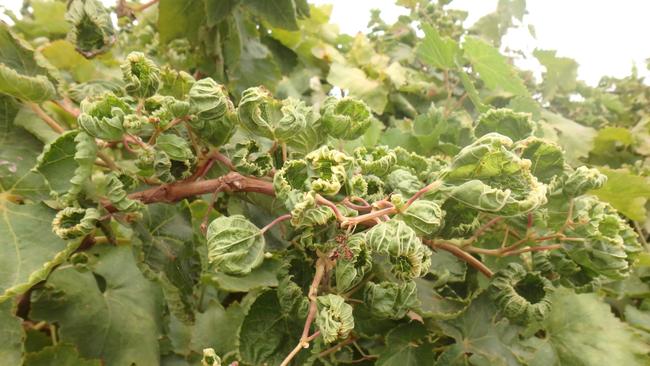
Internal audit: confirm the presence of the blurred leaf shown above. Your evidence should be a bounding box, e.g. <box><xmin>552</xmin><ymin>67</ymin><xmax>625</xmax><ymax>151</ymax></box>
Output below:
<box><xmin>534</xmin><ymin>49</ymin><xmax>578</xmax><ymax>100</ymax></box>
<box><xmin>23</xmin><ymin>344</ymin><xmax>101</xmax><ymax>366</ymax></box>
<box><xmin>0</xmin><ymin>301</ymin><xmax>22</xmax><ymax>365</ymax></box>
<box><xmin>591</xmin><ymin>167</ymin><xmax>650</xmax><ymax>221</ymax></box>
<box><xmin>463</xmin><ymin>36</ymin><xmax>529</xmax><ymax>97</ymax></box>
<box><xmin>327</xmin><ymin>62</ymin><xmax>388</xmax><ymax>114</ymax></box>
<box><xmin>417</xmin><ymin>24</ymin><xmax>459</xmax><ymax>70</ymax></box>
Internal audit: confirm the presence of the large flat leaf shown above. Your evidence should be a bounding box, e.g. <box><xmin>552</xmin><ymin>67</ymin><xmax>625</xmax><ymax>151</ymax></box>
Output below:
<box><xmin>539</xmin><ymin>287</ymin><xmax>650</xmax><ymax>365</ymax></box>
<box><xmin>540</xmin><ymin>110</ymin><xmax>596</xmax><ymax>165</ymax></box>
<box><xmin>238</xmin><ymin>290</ymin><xmax>304</xmax><ymax>366</ymax></box>
<box><xmin>0</xmin><ymin>24</ymin><xmax>56</xmax><ymax>102</ymax></box>
<box><xmin>463</xmin><ymin>36</ymin><xmax>528</xmax><ymax>97</ymax></box>
<box><xmin>159</xmin><ymin>0</ymin><xmax>206</xmax><ymax>43</ymax></box>
<box><xmin>243</xmin><ymin>0</ymin><xmax>300</xmax><ymax>30</ymax></box>
<box><xmin>534</xmin><ymin>49</ymin><xmax>578</xmax><ymax>101</ymax></box>
<box><xmin>376</xmin><ymin>323</ymin><xmax>436</xmax><ymax>366</ymax></box>
<box><xmin>23</xmin><ymin>344</ymin><xmax>101</xmax><ymax>366</ymax></box>
<box><xmin>134</xmin><ymin>202</ymin><xmax>202</xmax><ymax>323</ymax></box>
<box><xmin>0</xmin><ymin>202</ymin><xmax>77</xmax><ymax>302</ymax></box>
<box><xmin>0</xmin><ymin>301</ymin><xmax>23</xmax><ymax>365</ymax></box>
<box><xmin>30</xmin><ymin>245</ymin><xmax>164</xmax><ymax>366</ymax></box>
<box><xmin>437</xmin><ymin>294</ymin><xmax>523</xmax><ymax>365</ymax></box>
<box><xmin>0</xmin><ymin>95</ymin><xmax>49</xmax><ymax>201</ymax></box>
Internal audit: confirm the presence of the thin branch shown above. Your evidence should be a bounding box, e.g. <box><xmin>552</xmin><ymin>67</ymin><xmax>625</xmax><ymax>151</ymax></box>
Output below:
<box><xmin>318</xmin><ymin>336</ymin><xmax>356</xmax><ymax>358</ymax></box>
<box><xmin>96</xmin><ymin>151</ymin><xmax>120</xmax><ymax>171</ymax></box>
<box><xmin>29</xmin><ymin>103</ymin><xmax>65</xmax><ymax>133</ymax></box>
<box><xmin>505</xmin><ymin>244</ymin><xmax>562</xmax><ymax>256</ymax></box>
<box><xmin>426</xmin><ymin>240</ymin><xmax>494</xmax><ymax>278</ymax></box>
<box><xmin>403</xmin><ymin>180</ymin><xmax>443</xmax><ymax>210</ymax></box>
<box><xmin>316</xmin><ymin>194</ymin><xmax>345</xmax><ymax>221</ymax></box>
<box><xmin>260</xmin><ymin>214</ymin><xmax>292</xmax><ymax>234</ymax></box>
<box><xmin>280</xmin><ymin>331</ymin><xmax>321</xmax><ymax>366</ymax></box>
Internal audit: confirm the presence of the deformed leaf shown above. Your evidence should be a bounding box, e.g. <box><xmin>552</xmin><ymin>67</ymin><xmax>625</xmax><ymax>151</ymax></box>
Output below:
<box><xmin>65</xmin><ymin>0</ymin><xmax>115</xmax><ymax>58</ymax></box>
<box><xmin>206</xmin><ymin>215</ymin><xmax>266</xmax><ymax>275</ymax></box>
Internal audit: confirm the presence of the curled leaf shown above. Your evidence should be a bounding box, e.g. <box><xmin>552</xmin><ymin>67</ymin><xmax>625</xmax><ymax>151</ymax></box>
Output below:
<box><xmin>474</xmin><ymin>108</ymin><xmax>533</xmax><ymax>141</ymax></box>
<box><xmin>65</xmin><ymin>0</ymin><xmax>115</xmax><ymax>57</ymax></box>
<box><xmin>77</xmin><ymin>93</ymin><xmax>129</xmax><ymax>141</ymax></box>
<box><xmin>400</xmin><ymin>199</ymin><xmax>445</xmax><ymax>237</ymax></box>
<box><xmin>489</xmin><ymin>263</ymin><xmax>554</xmax><ymax>324</ymax></box>
<box><xmin>52</xmin><ymin>207</ymin><xmax>100</xmax><ymax>240</ymax></box>
<box><xmin>366</xmin><ymin>220</ymin><xmax>432</xmax><ymax>280</ymax></box>
<box><xmin>105</xmin><ymin>173</ymin><xmax>143</xmax><ymax>213</ymax></box>
<box><xmin>443</xmin><ymin>133</ymin><xmax>548</xmax><ymax>216</ymax></box>
<box><xmin>316</xmin><ymin>294</ymin><xmax>355</xmax><ymax>343</ymax></box>
<box><xmin>516</xmin><ymin>137</ymin><xmax>565</xmax><ymax>184</ymax></box>
<box><xmin>201</xmin><ymin>348</ymin><xmax>221</xmax><ymax>366</ymax></box>
<box><xmin>206</xmin><ymin>215</ymin><xmax>265</xmax><ymax>275</ymax></box>
<box><xmin>335</xmin><ymin>233</ymin><xmax>372</xmax><ymax>292</ymax></box>
<box><xmin>563</xmin><ymin>166</ymin><xmax>607</xmax><ymax>197</ymax></box>
<box><xmin>354</xmin><ymin>145</ymin><xmax>396</xmax><ymax>177</ymax></box>
<box><xmin>66</xmin><ymin>131</ymin><xmax>97</xmax><ymax>201</ymax></box>
<box><xmin>237</xmin><ymin>86</ymin><xmax>280</xmax><ymax>139</ymax></box>
<box><xmin>364</xmin><ymin>280</ymin><xmax>419</xmax><ymax>319</ymax></box>
<box><xmin>320</xmin><ymin>96</ymin><xmax>372</xmax><ymax>140</ymax></box>
<box><xmin>386</xmin><ymin>168</ymin><xmax>422</xmax><ymax>197</ymax></box>
<box><xmin>121</xmin><ymin>52</ymin><xmax>160</xmax><ymax>98</ymax></box>
<box><xmin>230</xmin><ymin>140</ymin><xmax>273</xmax><ymax>177</ymax></box>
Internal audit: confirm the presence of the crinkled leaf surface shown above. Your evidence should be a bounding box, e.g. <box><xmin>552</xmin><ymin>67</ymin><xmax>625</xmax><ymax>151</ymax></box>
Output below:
<box><xmin>203</xmin><ymin>257</ymin><xmax>282</xmax><ymax>292</ymax></box>
<box><xmin>30</xmin><ymin>245</ymin><xmax>164</xmax><ymax>366</ymax></box>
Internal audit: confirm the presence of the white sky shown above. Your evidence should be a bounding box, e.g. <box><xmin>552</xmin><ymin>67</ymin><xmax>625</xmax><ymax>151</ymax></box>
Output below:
<box><xmin>3</xmin><ymin>0</ymin><xmax>649</xmax><ymax>85</ymax></box>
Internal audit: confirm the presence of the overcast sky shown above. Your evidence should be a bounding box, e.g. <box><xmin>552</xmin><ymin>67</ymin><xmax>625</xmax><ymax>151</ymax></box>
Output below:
<box><xmin>4</xmin><ymin>0</ymin><xmax>649</xmax><ymax>85</ymax></box>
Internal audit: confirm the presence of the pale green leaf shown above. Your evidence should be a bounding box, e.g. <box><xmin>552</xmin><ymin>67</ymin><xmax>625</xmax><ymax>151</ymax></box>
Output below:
<box><xmin>540</xmin><ymin>110</ymin><xmax>596</xmax><ymax>164</ymax></box>
<box><xmin>591</xmin><ymin>167</ymin><xmax>650</xmax><ymax>221</ymax></box>
<box><xmin>534</xmin><ymin>49</ymin><xmax>578</xmax><ymax>100</ymax></box>
<box><xmin>463</xmin><ymin>36</ymin><xmax>529</xmax><ymax>97</ymax></box>
<box><xmin>376</xmin><ymin>323</ymin><xmax>436</xmax><ymax>366</ymax></box>
<box><xmin>541</xmin><ymin>287</ymin><xmax>650</xmax><ymax>365</ymax></box>
<box><xmin>159</xmin><ymin>0</ymin><xmax>206</xmax><ymax>43</ymax></box>
<box><xmin>0</xmin><ymin>24</ymin><xmax>56</xmax><ymax>102</ymax></box>
<box><xmin>417</xmin><ymin>23</ymin><xmax>459</xmax><ymax>70</ymax></box>
<box><xmin>202</xmin><ymin>258</ymin><xmax>282</xmax><ymax>292</ymax></box>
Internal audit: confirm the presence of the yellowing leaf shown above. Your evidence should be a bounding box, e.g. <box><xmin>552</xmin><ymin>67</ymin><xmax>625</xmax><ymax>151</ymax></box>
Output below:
<box><xmin>591</xmin><ymin>167</ymin><xmax>650</xmax><ymax>221</ymax></box>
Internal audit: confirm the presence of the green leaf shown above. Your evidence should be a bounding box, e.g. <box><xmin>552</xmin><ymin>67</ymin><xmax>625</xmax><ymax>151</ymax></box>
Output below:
<box><xmin>9</xmin><ymin>0</ymin><xmax>70</xmax><ymax>39</ymax></box>
<box><xmin>534</xmin><ymin>49</ymin><xmax>578</xmax><ymax>100</ymax></box>
<box><xmin>540</xmin><ymin>110</ymin><xmax>596</xmax><ymax>164</ymax></box>
<box><xmin>0</xmin><ymin>24</ymin><xmax>56</xmax><ymax>102</ymax></box>
<box><xmin>0</xmin><ymin>301</ymin><xmax>23</xmax><ymax>365</ymax></box>
<box><xmin>0</xmin><ymin>202</ymin><xmax>78</xmax><ymax>302</ymax></box>
<box><xmin>30</xmin><ymin>246</ymin><xmax>163</xmax><ymax>366</ymax></box>
<box><xmin>159</xmin><ymin>0</ymin><xmax>206</xmax><ymax>44</ymax></box>
<box><xmin>463</xmin><ymin>36</ymin><xmax>529</xmax><ymax>97</ymax></box>
<box><xmin>23</xmin><ymin>344</ymin><xmax>101</xmax><ymax>366</ymax></box>
<box><xmin>134</xmin><ymin>202</ymin><xmax>201</xmax><ymax>323</ymax></box>
<box><xmin>540</xmin><ymin>287</ymin><xmax>650</xmax><ymax>365</ymax></box>
<box><xmin>417</xmin><ymin>23</ymin><xmax>459</xmax><ymax>70</ymax></box>
<box><xmin>0</xmin><ymin>95</ymin><xmax>49</xmax><ymax>201</ymax></box>
<box><xmin>243</xmin><ymin>0</ymin><xmax>300</xmax><ymax>30</ymax></box>
<box><xmin>65</xmin><ymin>0</ymin><xmax>116</xmax><ymax>57</ymax></box>
<box><xmin>35</xmin><ymin>131</ymin><xmax>78</xmax><ymax>198</ymax></box>
<box><xmin>204</xmin><ymin>0</ymin><xmax>240</xmax><ymax>27</ymax></box>
<box><xmin>238</xmin><ymin>290</ymin><xmax>303</xmax><ymax>365</ymax></box>
<box><xmin>376</xmin><ymin>323</ymin><xmax>436</xmax><ymax>366</ymax></box>
<box><xmin>41</xmin><ymin>40</ymin><xmax>97</xmax><ymax>83</ymax></box>
<box><xmin>206</xmin><ymin>215</ymin><xmax>266</xmax><ymax>275</ymax></box>
<box><xmin>591</xmin><ymin>167</ymin><xmax>650</xmax><ymax>221</ymax></box>
<box><xmin>437</xmin><ymin>294</ymin><xmax>523</xmax><ymax>365</ymax></box>
<box><xmin>203</xmin><ymin>257</ymin><xmax>282</xmax><ymax>292</ymax></box>
<box><xmin>327</xmin><ymin>62</ymin><xmax>388</xmax><ymax>114</ymax></box>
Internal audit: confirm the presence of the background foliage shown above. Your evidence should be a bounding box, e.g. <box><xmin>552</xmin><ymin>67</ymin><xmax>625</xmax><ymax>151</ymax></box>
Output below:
<box><xmin>1</xmin><ymin>0</ymin><xmax>650</xmax><ymax>365</ymax></box>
